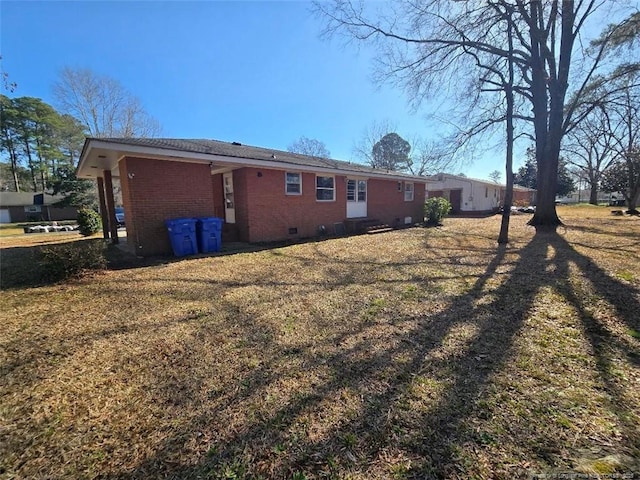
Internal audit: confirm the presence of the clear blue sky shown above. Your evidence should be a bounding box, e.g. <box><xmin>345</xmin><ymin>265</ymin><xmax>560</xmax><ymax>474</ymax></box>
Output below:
<box><xmin>0</xmin><ymin>0</ymin><xmax>596</xmax><ymax>180</ymax></box>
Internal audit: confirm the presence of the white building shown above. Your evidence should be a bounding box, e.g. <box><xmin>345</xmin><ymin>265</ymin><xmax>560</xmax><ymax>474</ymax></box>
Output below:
<box><xmin>425</xmin><ymin>173</ymin><xmax>536</xmax><ymax>213</ymax></box>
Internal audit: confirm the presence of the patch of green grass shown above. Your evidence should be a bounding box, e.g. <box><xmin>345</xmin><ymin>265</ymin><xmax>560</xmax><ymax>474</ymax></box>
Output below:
<box><xmin>363</xmin><ymin>297</ymin><xmax>386</xmax><ymax>320</ymax></box>
<box><xmin>343</xmin><ymin>432</ymin><xmax>357</xmax><ymax>448</ymax></box>
<box><xmin>617</xmin><ymin>270</ymin><xmax>635</xmax><ymax>282</ymax></box>
<box><xmin>627</xmin><ymin>328</ymin><xmax>640</xmax><ymax>339</ymax></box>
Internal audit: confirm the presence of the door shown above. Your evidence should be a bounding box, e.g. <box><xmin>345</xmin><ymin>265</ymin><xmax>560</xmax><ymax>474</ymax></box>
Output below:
<box><xmin>223</xmin><ymin>172</ymin><xmax>236</xmax><ymax>224</ymax></box>
<box><xmin>346</xmin><ymin>179</ymin><xmax>367</xmax><ymax>218</ymax></box>
<box><xmin>449</xmin><ymin>189</ymin><xmax>462</xmax><ymax>213</ymax></box>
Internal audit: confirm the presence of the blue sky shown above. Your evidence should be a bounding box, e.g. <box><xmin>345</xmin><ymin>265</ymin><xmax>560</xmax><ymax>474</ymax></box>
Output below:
<box><xmin>0</xmin><ymin>0</ymin><xmax>612</xmax><ymax>180</ymax></box>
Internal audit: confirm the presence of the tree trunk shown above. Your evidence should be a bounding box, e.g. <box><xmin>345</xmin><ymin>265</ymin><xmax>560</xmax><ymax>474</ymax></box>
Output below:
<box><xmin>528</xmin><ymin>0</ymin><xmax>575</xmax><ymax>230</ymax></box>
<box><xmin>22</xmin><ymin>137</ymin><xmax>38</xmax><ymax>192</ymax></box>
<box><xmin>0</xmin><ymin>121</ymin><xmax>21</xmax><ymax>191</ymax></box>
<box><xmin>589</xmin><ymin>184</ymin><xmax>598</xmax><ymax>204</ymax></box>
<box><xmin>498</xmin><ymin>6</ymin><xmax>515</xmax><ymax>244</ymax></box>
<box><xmin>526</xmin><ymin>1</ymin><xmax>560</xmax><ymax>229</ymax></box>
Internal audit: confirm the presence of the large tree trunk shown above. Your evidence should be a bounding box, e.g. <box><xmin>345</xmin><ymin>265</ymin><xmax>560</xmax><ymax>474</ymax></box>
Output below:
<box><xmin>526</xmin><ymin>1</ymin><xmax>561</xmax><ymax>229</ymax></box>
<box><xmin>589</xmin><ymin>184</ymin><xmax>598</xmax><ymax>204</ymax></box>
<box><xmin>528</xmin><ymin>0</ymin><xmax>575</xmax><ymax>230</ymax></box>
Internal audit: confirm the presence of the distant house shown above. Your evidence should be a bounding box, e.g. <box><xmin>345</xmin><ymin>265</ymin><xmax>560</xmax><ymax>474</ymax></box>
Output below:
<box><xmin>425</xmin><ymin>173</ymin><xmax>536</xmax><ymax>213</ymax></box>
<box><xmin>0</xmin><ymin>192</ymin><xmax>78</xmax><ymax>224</ymax></box>
<box><xmin>556</xmin><ymin>189</ymin><xmax>625</xmax><ymax>205</ymax></box>
<box><xmin>77</xmin><ymin>138</ymin><xmax>429</xmax><ymax>256</ymax></box>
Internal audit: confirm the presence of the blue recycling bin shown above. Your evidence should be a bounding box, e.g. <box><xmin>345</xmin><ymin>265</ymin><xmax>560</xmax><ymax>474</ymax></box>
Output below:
<box><xmin>165</xmin><ymin>218</ymin><xmax>198</xmax><ymax>257</ymax></box>
<box><xmin>196</xmin><ymin>217</ymin><xmax>224</xmax><ymax>253</ymax></box>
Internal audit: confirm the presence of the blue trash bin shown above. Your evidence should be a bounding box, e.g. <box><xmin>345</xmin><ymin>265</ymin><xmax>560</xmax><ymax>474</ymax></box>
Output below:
<box><xmin>165</xmin><ymin>218</ymin><xmax>198</xmax><ymax>257</ymax></box>
<box><xmin>196</xmin><ymin>217</ymin><xmax>224</xmax><ymax>253</ymax></box>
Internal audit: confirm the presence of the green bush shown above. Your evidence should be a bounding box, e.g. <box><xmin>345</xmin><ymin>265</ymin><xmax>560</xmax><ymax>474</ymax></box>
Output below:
<box><xmin>40</xmin><ymin>239</ymin><xmax>107</xmax><ymax>282</ymax></box>
<box><xmin>77</xmin><ymin>208</ymin><xmax>102</xmax><ymax>236</ymax></box>
<box><xmin>424</xmin><ymin>197</ymin><xmax>452</xmax><ymax>226</ymax></box>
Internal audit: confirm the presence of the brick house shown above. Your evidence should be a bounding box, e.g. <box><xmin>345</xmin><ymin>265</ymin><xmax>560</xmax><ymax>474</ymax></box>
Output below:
<box><xmin>0</xmin><ymin>192</ymin><xmax>78</xmax><ymax>223</ymax></box>
<box><xmin>426</xmin><ymin>173</ymin><xmax>536</xmax><ymax>214</ymax></box>
<box><xmin>77</xmin><ymin>138</ymin><xmax>428</xmax><ymax>256</ymax></box>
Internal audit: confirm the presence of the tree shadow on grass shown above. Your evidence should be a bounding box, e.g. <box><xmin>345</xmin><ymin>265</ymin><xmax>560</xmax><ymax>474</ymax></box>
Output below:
<box><xmin>102</xmin><ymin>230</ymin><xmax>639</xmax><ymax>479</ymax></box>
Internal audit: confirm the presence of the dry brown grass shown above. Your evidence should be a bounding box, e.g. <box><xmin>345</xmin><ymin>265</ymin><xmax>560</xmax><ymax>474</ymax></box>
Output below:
<box><xmin>1</xmin><ymin>205</ymin><xmax>639</xmax><ymax>479</ymax></box>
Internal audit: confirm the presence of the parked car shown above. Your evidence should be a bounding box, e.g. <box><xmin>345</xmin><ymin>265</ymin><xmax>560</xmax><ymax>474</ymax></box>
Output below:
<box><xmin>115</xmin><ymin>207</ymin><xmax>125</xmax><ymax>227</ymax></box>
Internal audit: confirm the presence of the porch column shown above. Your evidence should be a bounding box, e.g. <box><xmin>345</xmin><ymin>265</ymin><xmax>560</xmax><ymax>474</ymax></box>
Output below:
<box><xmin>103</xmin><ymin>170</ymin><xmax>119</xmax><ymax>245</ymax></box>
<box><xmin>96</xmin><ymin>176</ymin><xmax>110</xmax><ymax>239</ymax></box>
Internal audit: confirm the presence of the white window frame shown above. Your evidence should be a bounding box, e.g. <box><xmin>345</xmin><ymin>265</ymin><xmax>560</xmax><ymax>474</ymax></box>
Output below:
<box><xmin>347</xmin><ymin>179</ymin><xmax>367</xmax><ymax>202</ymax></box>
<box><xmin>404</xmin><ymin>182</ymin><xmax>414</xmax><ymax>202</ymax></box>
<box><xmin>285</xmin><ymin>172</ymin><xmax>302</xmax><ymax>195</ymax></box>
<box><xmin>316</xmin><ymin>175</ymin><xmax>335</xmax><ymax>202</ymax></box>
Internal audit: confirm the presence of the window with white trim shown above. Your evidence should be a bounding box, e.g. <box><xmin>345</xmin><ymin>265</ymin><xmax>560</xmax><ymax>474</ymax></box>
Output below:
<box><xmin>316</xmin><ymin>175</ymin><xmax>335</xmax><ymax>201</ymax></box>
<box><xmin>347</xmin><ymin>179</ymin><xmax>367</xmax><ymax>202</ymax></box>
<box><xmin>404</xmin><ymin>182</ymin><xmax>414</xmax><ymax>201</ymax></box>
<box><xmin>285</xmin><ymin>172</ymin><xmax>302</xmax><ymax>195</ymax></box>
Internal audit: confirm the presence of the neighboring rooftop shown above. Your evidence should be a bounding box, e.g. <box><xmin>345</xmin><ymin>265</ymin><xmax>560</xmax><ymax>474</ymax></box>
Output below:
<box><xmin>427</xmin><ymin>172</ymin><xmax>536</xmax><ymax>191</ymax></box>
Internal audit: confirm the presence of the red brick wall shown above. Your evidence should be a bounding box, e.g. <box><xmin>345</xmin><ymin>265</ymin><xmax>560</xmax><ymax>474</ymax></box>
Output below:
<box><xmin>505</xmin><ymin>188</ymin><xmax>536</xmax><ymax>206</ymax></box>
<box><xmin>119</xmin><ymin>158</ymin><xmax>428</xmax><ymax>253</ymax></box>
<box><xmin>237</xmin><ymin>168</ymin><xmax>425</xmax><ymax>242</ymax></box>
<box><xmin>119</xmin><ymin>157</ymin><xmax>215</xmax><ymax>256</ymax></box>
<box><xmin>367</xmin><ymin>178</ymin><xmax>425</xmax><ymax>227</ymax></box>
<box><xmin>236</xmin><ymin>168</ymin><xmax>346</xmax><ymax>242</ymax></box>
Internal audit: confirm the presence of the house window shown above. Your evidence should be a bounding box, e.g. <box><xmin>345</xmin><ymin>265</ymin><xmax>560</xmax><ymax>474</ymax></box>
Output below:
<box><xmin>358</xmin><ymin>180</ymin><xmax>366</xmax><ymax>201</ymax></box>
<box><xmin>398</xmin><ymin>181</ymin><xmax>402</xmax><ymax>192</ymax></box>
<box><xmin>404</xmin><ymin>182</ymin><xmax>414</xmax><ymax>201</ymax></box>
<box><xmin>285</xmin><ymin>172</ymin><xmax>301</xmax><ymax>195</ymax></box>
<box><xmin>316</xmin><ymin>175</ymin><xmax>335</xmax><ymax>201</ymax></box>
<box><xmin>347</xmin><ymin>179</ymin><xmax>367</xmax><ymax>202</ymax></box>
<box><xmin>485</xmin><ymin>187</ymin><xmax>488</xmax><ymax>198</ymax></box>
<box><xmin>347</xmin><ymin>179</ymin><xmax>356</xmax><ymax>201</ymax></box>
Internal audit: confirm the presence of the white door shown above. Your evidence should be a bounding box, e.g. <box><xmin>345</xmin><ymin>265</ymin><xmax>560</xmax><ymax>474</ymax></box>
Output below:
<box><xmin>223</xmin><ymin>172</ymin><xmax>236</xmax><ymax>224</ymax></box>
<box><xmin>346</xmin><ymin>179</ymin><xmax>367</xmax><ymax>218</ymax></box>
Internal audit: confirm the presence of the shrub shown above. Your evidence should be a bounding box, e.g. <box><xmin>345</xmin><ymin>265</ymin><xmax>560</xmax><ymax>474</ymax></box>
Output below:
<box><xmin>77</xmin><ymin>208</ymin><xmax>102</xmax><ymax>236</ymax></box>
<box><xmin>424</xmin><ymin>197</ymin><xmax>452</xmax><ymax>226</ymax></box>
<box><xmin>40</xmin><ymin>239</ymin><xmax>107</xmax><ymax>282</ymax></box>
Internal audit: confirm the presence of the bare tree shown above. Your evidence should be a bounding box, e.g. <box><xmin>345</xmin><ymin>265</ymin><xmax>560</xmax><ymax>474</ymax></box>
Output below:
<box><xmin>563</xmin><ymin>104</ymin><xmax>617</xmax><ymax>204</ymax></box>
<box><xmin>287</xmin><ymin>136</ymin><xmax>331</xmax><ymax>158</ymax></box>
<box><xmin>314</xmin><ymin>1</ymin><xmax>640</xmax><ymax>230</ymax></box>
<box><xmin>53</xmin><ymin>67</ymin><xmax>161</xmax><ymax>138</ymax></box>
<box><xmin>352</xmin><ymin>119</ymin><xmax>397</xmax><ymax>166</ymax></box>
<box><xmin>604</xmin><ymin>73</ymin><xmax>640</xmax><ymax>211</ymax></box>
<box><xmin>409</xmin><ymin>137</ymin><xmax>459</xmax><ymax>176</ymax></box>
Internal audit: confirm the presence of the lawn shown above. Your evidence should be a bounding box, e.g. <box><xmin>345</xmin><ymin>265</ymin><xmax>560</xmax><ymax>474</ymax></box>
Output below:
<box><xmin>1</xmin><ymin>206</ymin><xmax>639</xmax><ymax>479</ymax></box>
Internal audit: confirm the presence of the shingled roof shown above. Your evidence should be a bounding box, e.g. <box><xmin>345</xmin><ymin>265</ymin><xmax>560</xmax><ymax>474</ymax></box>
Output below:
<box><xmin>86</xmin><ymin>137</ymin><xmax>426</xmax><ymax>180</ymax></box>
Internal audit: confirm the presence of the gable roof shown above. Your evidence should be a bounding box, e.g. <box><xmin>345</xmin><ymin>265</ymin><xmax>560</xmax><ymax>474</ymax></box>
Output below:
<box><xmin>77</xmin><ymin>137</ymin><xmax>432</xmax><ymax>183</ymax></box>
